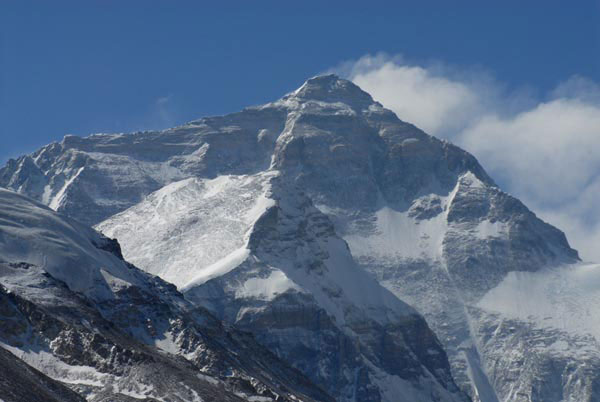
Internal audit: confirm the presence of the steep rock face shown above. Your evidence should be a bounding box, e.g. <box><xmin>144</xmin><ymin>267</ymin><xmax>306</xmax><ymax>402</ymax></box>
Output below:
<box><xmin>0</xmin><ymin>188</ymin><xmax>332</xmax><ymax>401</ymax></box>
<box><xmin>1</xmin><ymin>74</ymin><xmax>591</xmax><ymax>402</ymax></box>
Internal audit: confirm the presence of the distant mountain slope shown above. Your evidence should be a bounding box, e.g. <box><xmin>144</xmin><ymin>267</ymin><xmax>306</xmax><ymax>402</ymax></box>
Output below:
<box><xmin>2</xmin><ymin>74</ymin><xmax>593</xmax><ymax>402</ymax></box>
<box><xmin>0</xmin><ymin>188</ymin><xmax>332</xmax><ymax>401</ymax></box>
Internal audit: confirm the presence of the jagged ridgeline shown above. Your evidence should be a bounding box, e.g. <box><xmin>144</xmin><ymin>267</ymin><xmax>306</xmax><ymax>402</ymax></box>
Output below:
<box><xmin>2</xmin><ymin>75</ymin><xmax>596</xmax><ymax>402</ymax></box>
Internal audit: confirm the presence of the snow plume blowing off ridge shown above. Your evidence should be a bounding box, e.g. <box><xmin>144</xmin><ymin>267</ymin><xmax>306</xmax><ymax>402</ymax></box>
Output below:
<box><xmin>333</xmin><ymin>53</ymin><xmax>600</xmax><ymax>262</ymax></box>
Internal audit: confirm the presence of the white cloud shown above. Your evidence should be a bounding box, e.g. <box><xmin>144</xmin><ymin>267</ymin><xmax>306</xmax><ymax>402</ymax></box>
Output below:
<box><xmin>461</xmin><ymin>99</ymin><xmax>600</xmax><ymax>206</ymax></box>
<box><xmin>337</xmin><ymin>54</ymin><xmax>490</xmax><ymax>135</ymax></box>
<box><xmin>353</xmin><ymin>63</ymin><xmax>478</xmax><ymax>134</ymax></box>
<box><xmin>335</xmin><ymin>54</ymin><xmax>600</xmax><ymax>261</ymax></box>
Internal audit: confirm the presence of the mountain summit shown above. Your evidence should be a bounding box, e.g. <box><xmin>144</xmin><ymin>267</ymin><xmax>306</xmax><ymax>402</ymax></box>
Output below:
<box><xmin>286</xmin><ymin>74</ymin><xmax>377</xmax><ymax>108</ymax></box>
<box><xmin>1</xmin><ymin>75</ymin><xmax>593</xmax><ymax>402</ymax></box>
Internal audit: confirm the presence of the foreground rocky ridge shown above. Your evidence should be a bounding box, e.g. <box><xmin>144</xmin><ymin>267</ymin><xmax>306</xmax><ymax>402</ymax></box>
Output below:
<box><xmin>0</xmin><ymin>189</ymin><xmax>332</xmax><ymax>401</ymax></box>
<box><xmin>0</xmin><ymin>345</ymin><xmax>85</xmax><ymax>402</ymax></box>
<box><xmin>1</xmin><ymin>74</ymin><xmax>594</xmax><ymax>402</ymax></box>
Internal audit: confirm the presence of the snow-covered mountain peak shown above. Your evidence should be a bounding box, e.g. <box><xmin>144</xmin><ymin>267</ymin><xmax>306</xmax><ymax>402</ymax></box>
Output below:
<box><xmin>262</xmin><ymin>74</ymin><xmax>385</xmax><ymax>116</ymax></box>
<box><xmin>1</xmin><ymin>75</ymin><xmax>589</xmax><ymax>401</ymax></box>
<box><xmin>288</xmin><ymin>74</ymin><xmax>374</xmax><ymax>105</ymax></box>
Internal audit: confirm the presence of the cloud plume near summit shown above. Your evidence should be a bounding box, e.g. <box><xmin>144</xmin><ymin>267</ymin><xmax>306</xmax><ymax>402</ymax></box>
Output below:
<box><xmin>333</xmin><ymin>54</ymin><xmax>600</xmax><ymax>262</ymax></box>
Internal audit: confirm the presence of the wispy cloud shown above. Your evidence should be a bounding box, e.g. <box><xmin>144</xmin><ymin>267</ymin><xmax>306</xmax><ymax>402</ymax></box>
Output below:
<box><xmin>155</xmin><ymin>95</ymin><xmax>175</xmax><ymax>127</ymax></box>
<box><xmin>126</xmin><ymin>94</ymin><xmax>180</xmax><ymax>133</ymax></box>
<box><xmin>332</xmin><ymin>54</ymin><xmax>600</xmax><ymax>261</ymax></box>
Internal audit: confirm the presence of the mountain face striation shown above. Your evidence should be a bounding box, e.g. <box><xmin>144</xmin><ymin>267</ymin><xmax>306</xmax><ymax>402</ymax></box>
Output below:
<box><xmin>2</xmin><ymin>74</ymin><xmax>595</xmax><ymax>402</ymax></box>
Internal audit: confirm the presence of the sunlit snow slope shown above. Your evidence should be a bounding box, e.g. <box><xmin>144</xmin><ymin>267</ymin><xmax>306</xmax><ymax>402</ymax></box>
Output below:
<box><xmin>98</xmin><ymin>172</ymin><xmax>276</xmax><ymax>287</ymax></box>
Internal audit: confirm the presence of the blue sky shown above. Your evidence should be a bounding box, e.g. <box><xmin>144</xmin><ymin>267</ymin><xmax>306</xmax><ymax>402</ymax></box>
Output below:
<box><xmin>1</xmin><ymin>1</ymin><xmax>598</xmax><ymax>159</ymax></box>
<box><xmin>2</xmin><ymin>1</ymin><xmax>600</xmax><ymax>259</ymax></box>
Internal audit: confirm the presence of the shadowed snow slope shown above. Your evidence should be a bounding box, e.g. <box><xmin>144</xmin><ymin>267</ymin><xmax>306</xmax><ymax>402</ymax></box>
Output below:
<box><xmin>479</xmin><ymin>263</ymin><xmax>600</xmax><ymax>338</ymax></box>
<box><xmin>471</xmin><ymin>263</ymin><xmax>600</xmax><ymax>401</ymax></box>
<box><xmin>2</xmin><ymin>74</ymin><xmax>591</xmax><ymax>402</ymax></box>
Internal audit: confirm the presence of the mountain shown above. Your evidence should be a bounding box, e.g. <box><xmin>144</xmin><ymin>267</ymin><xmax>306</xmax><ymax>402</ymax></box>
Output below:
<box><xmin>0</xmin><ymin>77</ymin><xmax>469</xmax><ymax>402</ymax></box>
<box><xmin>1</xmin><ymin>74</ymin><xmax>595</xmax><ymax>401</ymax></box>
<box><xmin>0</xmin><ymin>188</ymin><xmax>333</xmax><ymax>401</ymax></box>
